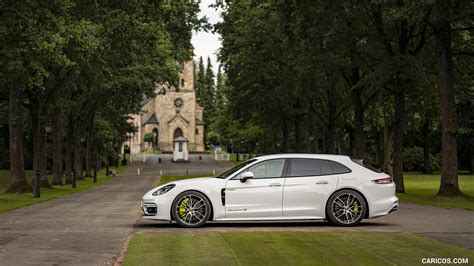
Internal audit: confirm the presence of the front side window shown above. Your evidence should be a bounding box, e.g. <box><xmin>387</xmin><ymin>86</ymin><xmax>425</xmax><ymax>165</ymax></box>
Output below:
<box><xmin>245</xmin><ymin>159</ymin><xmax>286</xmax><ymax>179</ymax></box>
<box><xmin>216</xmin><ymin>159</ymin><xmax>257</xmax><ymax>179</ymax></box>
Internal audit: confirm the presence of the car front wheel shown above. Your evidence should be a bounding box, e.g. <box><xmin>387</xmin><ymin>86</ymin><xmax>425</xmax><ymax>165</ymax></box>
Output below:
<box><xmin>171</xmin><ymin>191</ymin><xmax>211</xmax><ymax>228</ymax></box>
<box><xmin>326</xmin><ymin>189</ymin><xmax>366</xmax><ymax>226</ymax></box>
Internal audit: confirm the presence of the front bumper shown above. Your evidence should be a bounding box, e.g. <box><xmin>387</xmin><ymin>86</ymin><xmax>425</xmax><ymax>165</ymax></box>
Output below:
<box><xmin>140</xmin><ymin>196</ymin><xmax>173</xmax><ymax>221</ymax></box>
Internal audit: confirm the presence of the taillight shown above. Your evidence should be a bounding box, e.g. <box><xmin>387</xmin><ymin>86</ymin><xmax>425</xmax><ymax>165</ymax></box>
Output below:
<box><xmin>372</xmin><ymin>177</ymin><xmax>392</xmax><ymax>184</ymax></box>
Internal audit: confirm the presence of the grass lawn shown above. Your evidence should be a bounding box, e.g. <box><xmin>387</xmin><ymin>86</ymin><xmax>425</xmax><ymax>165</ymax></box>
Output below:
<box><xmin>123</xmin><ymin>231</ymin><xmax>474</xmax><ymax>266</ymax></box>
<box><xmin>400</xmin><ymin>172</ymin><xmax>474</xmax><ymax>210</ymax></box>
<box><xmin>0</xmin><ymin>166</ymin><xmax>126</xmax><ymax>213</ymax></box>
<box><xmin>144</xmin><ymin>149</ymin><xmax>161</xmax><ymax>154</ymax></box>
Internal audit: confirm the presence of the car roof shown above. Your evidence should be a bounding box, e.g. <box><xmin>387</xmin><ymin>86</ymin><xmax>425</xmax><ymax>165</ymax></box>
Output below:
<box><xmin>254</xmin><ymin>153</ymin><xmax>351</xmax><ymax>161</ymax></box>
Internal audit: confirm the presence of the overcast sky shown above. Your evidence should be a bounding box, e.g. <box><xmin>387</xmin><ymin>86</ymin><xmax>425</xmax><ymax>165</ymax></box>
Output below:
<box><xmin>191</xmin><ymin>0</ymin><xmax>222</xmax><ymax>73</ymax></box>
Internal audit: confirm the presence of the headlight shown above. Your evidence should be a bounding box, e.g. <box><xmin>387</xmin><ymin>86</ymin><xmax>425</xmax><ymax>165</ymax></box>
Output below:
<box><xmin>152</xmin><ymin>184</ymin><xmax>176</xmax><ymax>196</ymax></box>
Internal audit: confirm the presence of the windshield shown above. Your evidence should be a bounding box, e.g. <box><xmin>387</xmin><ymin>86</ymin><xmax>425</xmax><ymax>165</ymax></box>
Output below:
<box><xmin>215</xmin><ymin>159</ymin><xmax>257</xmax><ymax>179</ymax></box>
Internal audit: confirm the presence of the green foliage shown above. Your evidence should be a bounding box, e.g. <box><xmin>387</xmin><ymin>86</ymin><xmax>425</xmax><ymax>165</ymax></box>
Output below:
<box><xmin>215</xmin><ymin>0</ymin><xmax>473</xmax><ymax>174</ymax></box>
<box><xmin>143</xmin><ymin>133</ymin><xmax>154</xmax><ymax>144</ymax></box>
<box><xmin>403</xmin><ymin>147</ymin><xmax>440</xmax><ymax>172</ymax></box>
<box><xmin>0</xmin><ymin>0</ymin><xmax>206</xmax><ymax>187</ymax></box>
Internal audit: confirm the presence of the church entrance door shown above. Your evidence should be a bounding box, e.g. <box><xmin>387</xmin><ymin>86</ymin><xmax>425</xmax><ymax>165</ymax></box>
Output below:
<box><xmin>152</xmin><ymin>128</ymin><xmax>159</xmax><ymax>148</ymax></box>
<box><xmin>173</xmin><ymin>128</ymin><xmax>183</xmax><ymax>139</ymax></box>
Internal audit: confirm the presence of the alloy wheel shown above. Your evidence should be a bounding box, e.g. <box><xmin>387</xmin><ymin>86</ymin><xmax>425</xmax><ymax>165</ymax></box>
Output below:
<box><xmin>330</xmin><ymin>193</ymin><xmax>364</xmax><ymax>225</ymax></box>
<box><xmin>174</xmin><ymin>194</ymin><xmax>208</xmax><ymax>226</ymax></box>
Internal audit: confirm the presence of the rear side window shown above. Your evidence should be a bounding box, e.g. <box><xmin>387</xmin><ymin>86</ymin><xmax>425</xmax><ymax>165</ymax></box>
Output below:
<box><xmin>289</xmin><ymin>159</ymin><xmax>351</xmax><ymax>177</ymax></box>
<box><xmin>351</xmin><ymin>158</ymin><xmax>382</xmax><ymax>173</ymax></box>
<box><xmin>329</xmin><ymin>161</ymin><xmax>351</xmax><ymax>174</ymax></box>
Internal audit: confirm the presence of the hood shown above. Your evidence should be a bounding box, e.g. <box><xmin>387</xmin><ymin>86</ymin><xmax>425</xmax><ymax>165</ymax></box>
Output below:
<box><xmin>168</xmin><ymin>177</ymin><xmax>216</xmax><ymax>185</ymax></box>
<box><xmin>143</xmin><ymin>177</ymin><xmax>222</xmax><ymax>198</ymax></box>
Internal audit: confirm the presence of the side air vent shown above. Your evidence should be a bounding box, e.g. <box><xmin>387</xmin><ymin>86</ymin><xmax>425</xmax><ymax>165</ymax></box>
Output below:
<box><xmin>221</xmin><ymin>188</ymin><xmax>226</xmax><ymax>206</ymax></box>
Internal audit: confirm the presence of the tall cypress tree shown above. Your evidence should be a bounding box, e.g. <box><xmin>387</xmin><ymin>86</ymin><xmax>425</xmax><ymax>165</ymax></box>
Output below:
<box><xmin>195</xmin><ymin>56</ymin><xmax>205</xmax><ymax>104</ymax></box>
<box><xmin>203</xmin><ymin>57</ymin><xmax>216</xmax><ymax>126</ymax></box>
<box><xmin>215</xmin><ymin>66</ymin><xmax>225</xmax><ymax>109</ymax></box>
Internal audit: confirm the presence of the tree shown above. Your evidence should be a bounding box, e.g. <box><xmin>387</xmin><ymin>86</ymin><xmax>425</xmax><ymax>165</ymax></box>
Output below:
<box><xmin>1</xmin><ymin>0</ymin><xmax>204</xmax><ymax>193</ymax></box>
<box><xmin>195</xmin><ymin>57</ymin><xmax>206</xmax><ymax>104</ymax></box>
<box><xmin>432</xmin><ymin>0</ymin><xmax>471</xmax><ymax>196</ymax></box>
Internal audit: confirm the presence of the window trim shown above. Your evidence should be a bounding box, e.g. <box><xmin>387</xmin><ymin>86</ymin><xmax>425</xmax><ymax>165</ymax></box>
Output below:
<box><xmin>231</xmin><ymin>158</ymin><xmax>288</xmax><ymax>180</ymax></box>
<box><xmin>286</xmin><ymin>158</ymin><xmax>352</xmax><ymax>178</ymax></box>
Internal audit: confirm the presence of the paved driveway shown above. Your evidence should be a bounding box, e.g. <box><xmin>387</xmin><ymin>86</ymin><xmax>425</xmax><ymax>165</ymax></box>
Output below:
<box><xmin>0</xmin><ymin>155</ymin><xmax>472</xmax><ymax>265</ymax></box>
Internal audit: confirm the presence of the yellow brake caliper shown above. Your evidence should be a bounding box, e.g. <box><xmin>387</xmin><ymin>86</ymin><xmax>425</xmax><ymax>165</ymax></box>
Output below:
<box><xmin>353</xmin><ymin>202</ymin><xmax>359</xmax><ymax>215</ymax></box>
<box><xmin>179</xmin><ymin>198</ymin><xmax>189</xmax><ymax>219</ymax></box>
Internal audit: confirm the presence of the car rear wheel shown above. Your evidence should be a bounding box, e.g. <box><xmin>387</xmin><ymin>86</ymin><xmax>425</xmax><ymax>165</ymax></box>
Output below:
<box><xmin>326</xmin><ymin>189</ymin><xmax>366</xmax><ymax>226</ymax></box>
<box><xmin>171</xmin><ymin>191</ymin><xmax>211</xmax><ymax>228</ymax></box>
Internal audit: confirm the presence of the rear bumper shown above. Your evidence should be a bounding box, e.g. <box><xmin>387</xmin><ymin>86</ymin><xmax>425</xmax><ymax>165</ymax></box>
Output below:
<box><xmin>369</xmin><ymin>198</ymin><xmax>399</xmax><ymax>218</ymax></box>
<box><xmin>361</xmin><ymin>181</ymin><xmax>399</xmax><ymax>219</ymax></box>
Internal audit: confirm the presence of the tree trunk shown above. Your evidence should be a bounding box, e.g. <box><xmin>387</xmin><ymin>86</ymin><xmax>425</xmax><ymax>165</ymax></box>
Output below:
<box><xmin>85</xmin><ymin>131</ymin><xmax>92</xmax><ymax>177</ymax></box>
<box><xmin>282</xmin><ymin>118</ymin><xmax>289</xmax><ymax>153</ymax></box>
<box><xmin>470</xmin><ymin>152</ymin><xmax>474</xmax><ymax>175</ymax></box>
<box><xmin>73</xmin><ymin>123</ymin><xmax>85</xmax><ymax>181</ymax></box>
<box><xmin>349</xmin><ymin>41</ymin><xmax>365</xmax><ymax>158</ymax></box>
<box><xmin>39</xmin><ymin>125</ymin><xmax>51</xmax><ymax>188</ymax></box>
<box><xmin>376</xmin><ymin>130</ymin><xmax>384</xmax><ymax>169</ymax></box>
<box><xmin>326</xmin><ymin>85</ymin><xmax>337</xmax><ymax>154</ymax></box>
<box><xmin>308</xmin><ymin>106</ymin><xmax>319</xmax><ymax>153</ymax></box>
<box><xmin>422</xmin><ymin>120</ymin><xmax>433</xmax><ymax>174</ymax></box>
<box><xmin>383</xmin><ymin>118</ymin><xmax>393</xmax><ymax>174</ymax></box>
<box><xmin>294</xmin><ymin>114</ymin><xmax>302</xmax><ymax>153</ymax></box>
<box><xmin>64</xmin><ymin>114</ymin><xmax>73</xmax><ymax>184</ymax></box>
<box><xmin>52</xmin><ymin>107</ymin><xmax>64</xmax><ymax>185</ymax></box>
<box><xmin>6</xmin><ymin>87</ymin><xmax>32</xmax><ymax>193</ymax></box>
<box><xmin>352</xmin><ymin>86</ymin><xmax>364</xmax><ymax>158</ymax></box>
<box><xmin>392</xmin><ymin>81</ymin><xmax>406</xmax><ymax>193</ymax></box>
<box><xmin>29</xmin><ymin>97</ymin><xmax>51</xmax><ymax>188</ymax></box>
<box><xmin>30</xmin><ymin>100</ymin><xmax>40</xmax><ymax>177</ymax></box>
<box><xmin>436</xmin><ymin>15</ymin><xmax>461</xmax><ymax>196</ymax></box>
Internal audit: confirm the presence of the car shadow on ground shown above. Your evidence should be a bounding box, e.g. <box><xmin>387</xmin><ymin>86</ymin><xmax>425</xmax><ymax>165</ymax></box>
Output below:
<box><xmin>133</xmin><ymin>219</ymin><xmax>397</xmax><ymax>230</ymax></box>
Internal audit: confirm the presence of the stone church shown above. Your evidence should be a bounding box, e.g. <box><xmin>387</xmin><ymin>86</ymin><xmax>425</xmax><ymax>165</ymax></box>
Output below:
<box><xmin>128</xmin><ymin>59</ymin><xmax>205</xmax><ymax>153</ymax></box>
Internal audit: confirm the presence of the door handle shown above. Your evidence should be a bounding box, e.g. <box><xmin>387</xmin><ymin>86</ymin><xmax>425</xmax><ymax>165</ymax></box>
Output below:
<box><xmin>316</xmin><ymin>180</ymin><xmax>329</xmax><ymax>185</ymax></box>
<box><xmin>269</xmin><ymin>183</ymin><xmax>281</xmax><ymax>187</ymax></box>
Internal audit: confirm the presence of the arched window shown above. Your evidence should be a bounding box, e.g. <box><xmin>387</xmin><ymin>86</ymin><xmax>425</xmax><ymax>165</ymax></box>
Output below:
<box><xmin>181</xmin><ymin>79</ymin><xmax>185</xmax><ymax>87</ymax></box>
<box><xmin>173</xmin><ymin>128</ymin><xmax>183</xmax><ymax>139</ymax></box>
<box><xmin>195</xmin><ymin>128</ymin><xmax>199</xmax><ymax>135</ymax></box>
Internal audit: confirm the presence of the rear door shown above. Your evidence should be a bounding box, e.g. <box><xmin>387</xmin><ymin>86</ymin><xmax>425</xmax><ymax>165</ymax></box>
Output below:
<box><xmin>225</xmin><ymin>159</ymin><xmax>287</xmax><ymax>219</ymax></box>
<box><xmin>282</xmin><ymin>159</ymin><xmax>341</xmax><ymax>218</ymax></box>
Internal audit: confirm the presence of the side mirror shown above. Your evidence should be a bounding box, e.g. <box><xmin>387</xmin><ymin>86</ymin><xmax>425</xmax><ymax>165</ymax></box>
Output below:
<box><xmin>240</xmin><ymin>171</ymin><xmax>254</xmax><ymax>183</ymax></box>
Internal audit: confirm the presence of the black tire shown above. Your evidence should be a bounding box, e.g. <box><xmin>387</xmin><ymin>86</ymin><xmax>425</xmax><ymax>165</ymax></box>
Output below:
<box><xmin>171</xmin><ymin>191</ymin><xmax>211</xmax><ymax>228</ymax></box>
<box><xmin>326</xmin><ymin>189</ymin><xmax>366</xmax><ymax>226</ymax></box>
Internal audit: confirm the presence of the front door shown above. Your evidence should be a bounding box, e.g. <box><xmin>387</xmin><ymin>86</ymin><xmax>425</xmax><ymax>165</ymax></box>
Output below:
<box><xmin>225</xmin><ymin>159</ymin><xmax>286</xmax><ymax>219</ymax></box>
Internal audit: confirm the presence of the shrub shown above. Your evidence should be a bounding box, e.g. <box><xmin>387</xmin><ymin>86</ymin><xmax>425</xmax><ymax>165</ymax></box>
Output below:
<box><xmin>403</xmin><ymin>146</ymin><xmax>440</xmax><ymax>172</ymax></box>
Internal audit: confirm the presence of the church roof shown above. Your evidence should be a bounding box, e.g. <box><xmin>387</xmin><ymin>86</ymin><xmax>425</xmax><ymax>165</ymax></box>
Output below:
<box><xmin>143</xmin><ymin>112</ymin><xmax>159</xmax><ymax>125</ymax></box>
<box><xmin>195</xmin><ymin>117</ymin><xmax>205</xmax><ymax>125</ymax></box>
<box><xmin>167</xmin><ymin>112</ymin><xmax>189</xmax><ymax>125</ymax></box>
<box><xmin>173</xmin><ymin>136</ymin><xmax>189</xmax><ymax>142</ymax></box>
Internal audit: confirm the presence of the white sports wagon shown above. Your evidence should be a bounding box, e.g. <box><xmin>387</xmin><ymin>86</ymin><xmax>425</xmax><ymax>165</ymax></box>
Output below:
<box><xmin>141</xmin><ymin>154</ymin><xmax>399</xmax><ymax>227</ymax></box>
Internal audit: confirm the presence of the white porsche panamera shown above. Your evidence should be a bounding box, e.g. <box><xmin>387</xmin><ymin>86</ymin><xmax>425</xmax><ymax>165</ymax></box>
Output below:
<box><xmin>141</xmin><ymin>154</ymin><xmax>399</xmax><ymax>227</ymax></box>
